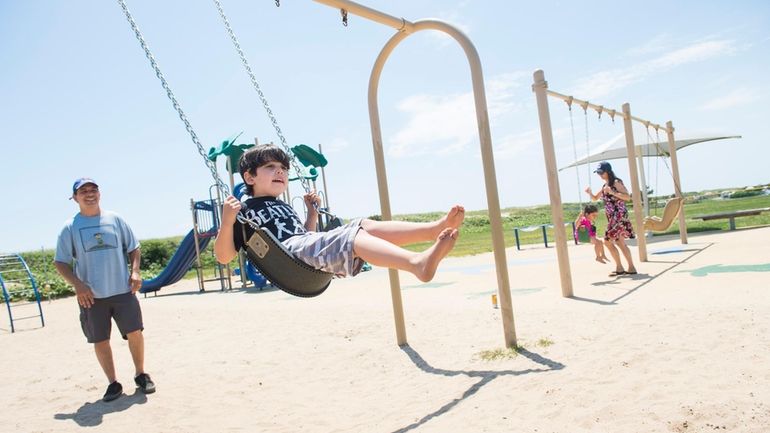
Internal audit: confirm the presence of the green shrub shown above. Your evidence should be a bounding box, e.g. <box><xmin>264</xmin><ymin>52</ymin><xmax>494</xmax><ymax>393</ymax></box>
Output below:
<box><xmin>140</xmin><ymin>238</ymin><xmax>178</xmax><ymax>269</ymax></box>
<box><xmin>729</xmin><ymin>190</ymin><xmax>762</xmax><ymax>199</ymax></box>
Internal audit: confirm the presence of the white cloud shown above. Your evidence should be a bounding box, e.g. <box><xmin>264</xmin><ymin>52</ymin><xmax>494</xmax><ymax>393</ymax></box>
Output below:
<box><xmin>574</xmin><ymin>39</ymin><xmax>737</xmax><ymax>99</ymax></box>
<box><xmin>388</xmin><ymin>72</ymin><xmax>527</xmax><ymax>158</ymax></box>
<box><xmin>322</xmin><ymin>137</ymin><xmax>351</xmax><ymax>153</ymax></box>
<box><xmin>486</xmin><ymin>127</ymin><xmax>570</xmax><ymax>161</ymax></box>
<box><xmin>624</xmin><ymin>34</ymin><xmax>672</xmax><ymax>57</ymax></box>
<box><xmin>426</xmin><ymin>3</ymin><xmax>473</xmax><ymax>46</ymax></box>
<box><xmin>494</xmin><ymin>130</ymin><xmax>541</xmax><ymax>159</ymax></box>
<box><xmin>699</xmin><ymin>88</ymin><xmax>759</xmax><ymax>111</ymax></box>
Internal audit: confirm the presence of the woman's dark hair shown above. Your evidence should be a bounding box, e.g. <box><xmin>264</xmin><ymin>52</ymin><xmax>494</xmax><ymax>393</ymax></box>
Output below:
<box><xmin>238</xmin><ymin>144</ymin><xmax>290</xmax><ymax>196</ymax></box>
<box><xmin>583</xmin><ymin>204</ymin><xmax>599</xmax><ymax>215</ymax></box>
<box><xmin>605</xmin><ymin>168</ymin><xmax>622</xmax><ymax>190</ymax></box>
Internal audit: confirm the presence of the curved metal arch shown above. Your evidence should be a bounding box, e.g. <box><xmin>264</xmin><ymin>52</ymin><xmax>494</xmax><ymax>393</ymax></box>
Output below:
<box><xmin>366</xmin><ymin>20</ymin><xmax>517</xmax><ymax>348</ymax></box>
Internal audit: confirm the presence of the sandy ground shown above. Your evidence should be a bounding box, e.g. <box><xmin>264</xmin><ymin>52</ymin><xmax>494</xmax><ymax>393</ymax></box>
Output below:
<box><xmin>2</xmin><ymin>227</ymin><xmax>770</xmax><ymax>433</ymax></box>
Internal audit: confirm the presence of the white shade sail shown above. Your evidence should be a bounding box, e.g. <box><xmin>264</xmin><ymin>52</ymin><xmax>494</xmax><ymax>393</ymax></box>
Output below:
<box><xmin>559</xmin><ymin>135</ymin><xmax>742</xmax><ymax>171</ymax></box>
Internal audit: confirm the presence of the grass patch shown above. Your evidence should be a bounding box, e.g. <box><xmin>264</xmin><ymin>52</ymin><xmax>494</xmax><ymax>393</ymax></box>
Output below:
<box><xmin>476</xmin><ymin>338</ymin><xmax>555</xmax><ymax>361</ymax></box>
<box><xmin>476</xmin><ymin>347</ymin><xmax>522</xmax><ymax>361</ymax></box>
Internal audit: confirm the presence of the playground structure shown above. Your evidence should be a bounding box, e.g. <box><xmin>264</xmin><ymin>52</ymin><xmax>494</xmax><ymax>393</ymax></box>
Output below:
<box><xmin>0</xmin><ymin>253</ymin><xmax>45</xmax><ymax>333</ymax></box>
<box><xmin>191</xmin><ymin>195</ymin><xmax>232</xmax><ymax>291</ymax></box>
<box><xmin>532</xmin><ymin>69</ymin><xmax>688</xmax><ymax>297</ymax></box>
<box><xmin>139</xmin><ymin>195</ymin><xmax>230</xmax><ymax>294</ymax></box>
<box><xmin>139</xmin><ymin>176</ymin><xmax>235</xmax><ymax>295</ymax></box>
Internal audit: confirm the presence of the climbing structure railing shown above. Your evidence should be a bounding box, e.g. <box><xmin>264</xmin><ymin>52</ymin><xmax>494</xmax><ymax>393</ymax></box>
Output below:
<box><xmin>0</xmin><ymin>253</ymin><xmax>45</xmax><ymax>333</ymax></box>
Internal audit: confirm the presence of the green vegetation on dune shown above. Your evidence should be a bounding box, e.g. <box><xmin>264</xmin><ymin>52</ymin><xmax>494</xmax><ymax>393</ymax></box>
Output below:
<box><xmin>396</xmin><ymin>191</ymin><xmax>770</xmax><ymax>256</ymax></box>
<box><xmin>10</xmin><ymin>188</ymin><xmax>770</xmax><ymax>301</ymax></box>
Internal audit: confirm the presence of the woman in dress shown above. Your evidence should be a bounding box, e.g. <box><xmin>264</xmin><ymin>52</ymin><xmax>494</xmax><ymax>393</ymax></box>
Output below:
<box><xmin>585</xmin><ymin>161</ymin><xmax>638</xmax><ymax>277</ymax></box>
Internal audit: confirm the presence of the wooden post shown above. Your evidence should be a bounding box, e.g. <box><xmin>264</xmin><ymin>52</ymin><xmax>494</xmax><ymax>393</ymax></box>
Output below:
<box><xmin>532</xmin><ymin>69</ymin><xmax>573</xmax><ymax>297</ymax></box>
<box><xmin>666</xmin><ymin>121</ymin><xmax>688</xmax><ymax>244</ymax></box>
<box><xmin>621</xmin><ymin>103</ymin><xmax>648</xmax><ymax>262</ymax></box>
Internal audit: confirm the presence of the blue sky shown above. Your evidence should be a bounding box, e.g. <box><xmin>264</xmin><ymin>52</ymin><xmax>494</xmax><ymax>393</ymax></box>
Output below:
<box><xmin>1</xmin><ymin>0</ymin><xmax>768</xmax><ymax>252</ymax></box>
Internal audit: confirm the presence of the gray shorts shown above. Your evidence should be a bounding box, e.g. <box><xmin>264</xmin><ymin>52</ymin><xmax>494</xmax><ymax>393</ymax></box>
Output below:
<box><xmin>79</xmin><ymin>292</ymin><xmax>144</xmax><ymax>343</ymax></box>
<box><xmin>283</xmin><ymin>218</ymin><xmax>365</xmax><ymax>277</ymax></box>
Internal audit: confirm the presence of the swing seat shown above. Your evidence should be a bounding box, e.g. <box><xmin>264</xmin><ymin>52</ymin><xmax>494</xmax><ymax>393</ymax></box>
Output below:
<box><xmin>244</xmin><ymin>228</ymin><xmax>333</xmax><ymax>298</ymax></box>
<box><xmin>575</xmin><ymin>226</ymin><xmax>591</xmax><ymax>244</ymax></box>
<box><xmin>643</xmin><ymin>197</ymin><xmax>684</xmax><ymax>232</ymax></box>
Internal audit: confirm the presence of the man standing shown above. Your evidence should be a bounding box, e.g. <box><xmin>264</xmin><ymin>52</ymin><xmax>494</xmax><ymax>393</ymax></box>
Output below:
<box><xmin>54</xmin><ymin>178</ymin><xmax>155</xmax><ymax>402</ymax></box>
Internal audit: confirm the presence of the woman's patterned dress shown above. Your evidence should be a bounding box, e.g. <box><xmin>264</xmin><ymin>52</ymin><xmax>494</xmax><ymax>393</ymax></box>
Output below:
<box><xmin>602</xmin><ymin>181</ymin><xmax>635</xmax><ymax>241</ymax></box>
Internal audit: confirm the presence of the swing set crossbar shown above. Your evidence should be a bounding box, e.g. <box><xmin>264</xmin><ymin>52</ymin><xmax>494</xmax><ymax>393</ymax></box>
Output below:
<box><xmin>545</xmin><ymin>89</ymin><xmax>668</xmax><ymax>132</ymax></box>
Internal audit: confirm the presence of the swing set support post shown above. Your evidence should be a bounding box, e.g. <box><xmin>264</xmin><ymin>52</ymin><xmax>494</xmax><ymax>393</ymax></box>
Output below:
<box><xmin>532</xmin><ymin>70</ymin><xmax>574</xmax><ymax>298</ymax></box>
<box><xmin>316</xmin><ymin>0</ymin><xmax>517</xmax><ymax>348</ymax></box>
<box><xmin>666</xmin><ymin>121</ymin><xmax>688</xmax><ymax>244</ymax></box>
<box><xmin>622</xmin><ymin>103</ymin><xmax>648</xmax><ymax>262</ymax></box>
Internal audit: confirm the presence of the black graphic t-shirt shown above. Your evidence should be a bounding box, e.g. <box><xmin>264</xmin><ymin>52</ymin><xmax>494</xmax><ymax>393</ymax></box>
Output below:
<box><xmin>233</xmin><ymin>196</ymin><xmax>307</xmax><ymax>251</ymax></box>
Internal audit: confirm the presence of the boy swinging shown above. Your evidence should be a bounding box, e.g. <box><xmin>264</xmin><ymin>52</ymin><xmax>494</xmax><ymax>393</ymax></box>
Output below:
<box><xmin>214</xmin><ymin>145</ymin><xmax>464</xmax><ymax>282</ymax></box>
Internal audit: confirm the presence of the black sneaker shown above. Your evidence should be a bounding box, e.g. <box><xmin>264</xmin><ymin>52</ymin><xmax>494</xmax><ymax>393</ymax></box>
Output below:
<box><xmin>134</xmin><ymin>373</ymin><xmax>156</xmax><ymax>394</ymax></box>
<box><xmin>103</xmin><ymin>381</ymin><xmax>123</xmax><ymax>402</ymax></box>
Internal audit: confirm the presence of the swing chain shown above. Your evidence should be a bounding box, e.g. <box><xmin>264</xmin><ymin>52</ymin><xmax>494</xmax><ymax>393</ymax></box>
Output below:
<box><xmin>653</xmin><ymin>125</ymin><xmax>683</xmax><ymax>197</ymax></box>
<box><xmin>212</xmin><ymin>0</ymin><xmax>314</xmax><ymax>197</ymax></box>
<box><xmin>341</xmin><ymin>9</ymin><xmax>349</xmax><ymax>26</ymax></box>
<box><xmin>582</xmin><ymin>103</ymin><xmax>591</xmax><ymax>191</ymax></box>
<box><xmin>567</xmin><ymin>99</ymin><xmax>582</xmax><ymax>205</ymax></box>
<box><xmin>117</xmin><ymin>0</ymin><xmax>260</xmax><ymax>229</ymax></box>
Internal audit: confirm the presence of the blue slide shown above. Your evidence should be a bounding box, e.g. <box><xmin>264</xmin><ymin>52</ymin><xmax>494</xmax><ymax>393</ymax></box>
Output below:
<box><xmin>245</xmin><ymin>260</ymin><xmax>268</xmax><ymax>288</ymax></box>
<box><xmin>140</xmin><ymin>230</ymin><xmax>212</xmax><ymax>293</ymax></box>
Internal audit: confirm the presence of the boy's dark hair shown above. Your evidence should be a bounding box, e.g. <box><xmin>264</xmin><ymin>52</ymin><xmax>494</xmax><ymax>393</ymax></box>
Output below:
<box><xmin>238</xmin><ymin>144</ymin><xmax>291</xmax><ymax>196</ymax></box>
<box><xmin>583</xmin><ymin>204</ymin><xmax>599</xmax><ymax>215</ymax></box>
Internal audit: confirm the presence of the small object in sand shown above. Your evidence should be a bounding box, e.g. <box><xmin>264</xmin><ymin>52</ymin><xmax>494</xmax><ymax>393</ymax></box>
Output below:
<box><xmin>491</xmin><ymin>293</ymin><xmax>498</xmax><ymax>309</ymax></box>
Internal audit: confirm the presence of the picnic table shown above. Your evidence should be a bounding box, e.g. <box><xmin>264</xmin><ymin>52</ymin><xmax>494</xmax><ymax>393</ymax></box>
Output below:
<box><xmin>694</xmin><ymin>207</ymin><xmax>770</xmax><ymax>231</ymax></box>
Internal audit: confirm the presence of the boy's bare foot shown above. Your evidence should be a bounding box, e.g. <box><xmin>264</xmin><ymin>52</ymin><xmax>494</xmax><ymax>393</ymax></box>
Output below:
<box><xmin>442</xmin><ymin>205</ymin><xmax>465</xmax><ymax>230</ymax></box>
<box><xmin>595</xmin><ymin>257</ymin><xmax>606</xmax><ymax>264</ymax></box>
<box><xmin>413</xmin><ymin>228</ymin><xmax>459</xmax><ymax>282</ymax></box>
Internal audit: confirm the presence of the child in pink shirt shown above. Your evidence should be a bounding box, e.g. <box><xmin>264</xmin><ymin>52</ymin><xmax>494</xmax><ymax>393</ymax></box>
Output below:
<box><xmin>575</xmin><ymin>204</ymin><xmax>608</xmax><ymax>264</ymax></box>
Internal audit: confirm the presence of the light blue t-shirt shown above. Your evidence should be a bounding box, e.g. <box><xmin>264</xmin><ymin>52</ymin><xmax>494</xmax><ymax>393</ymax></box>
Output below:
<box><xmin>54</xmin><ymin>211</ymin><xmax>140</xmax><ymax>299</ymax></box>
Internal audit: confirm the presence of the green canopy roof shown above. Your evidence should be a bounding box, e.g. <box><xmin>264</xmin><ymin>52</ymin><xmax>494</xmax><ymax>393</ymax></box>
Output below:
<box><xmin>291</xmin><ymin>144</ymin><xmax>327</xmax><ymax>168</ymax></box>
<box><xmin>208</xmin><ymin>132</ymin><xmax>255</xmax><ymax>173</ymax></box>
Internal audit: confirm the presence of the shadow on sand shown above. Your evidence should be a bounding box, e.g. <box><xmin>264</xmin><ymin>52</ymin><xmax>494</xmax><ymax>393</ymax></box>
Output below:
<box><xmin>570</xmin><ymin>243</ymin><xmax>714</xmax><ymax>305</ymax></box>
<box><xmin>54</xmin><ymin>389</ymin><xmax>148</xmax><ymax>427</ymax></box>
<box><xmin>391</xmin><ymin>345</ymin><xmax>564</xmax><ymax>433</ymax></box>
<box><xmin>140</xmin><ymin>284</ymin><xmax>281</xmax><ymax>299</ymax></box>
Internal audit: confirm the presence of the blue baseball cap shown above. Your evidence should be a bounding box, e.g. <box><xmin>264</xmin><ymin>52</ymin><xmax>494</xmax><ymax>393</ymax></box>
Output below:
<box><xmin>594</xmin><ymin>161</ymin><xmax>612</xmax><ymax>174</ymax></box>
<box><xmin>72</xmin><ymin>177</ymin><xmax>98</xmax><ymax>194</ymax></box>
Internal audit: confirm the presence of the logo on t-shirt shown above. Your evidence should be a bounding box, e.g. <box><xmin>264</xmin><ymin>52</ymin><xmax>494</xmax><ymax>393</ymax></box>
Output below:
<box><xmin>244</xmin><ymin>198</ymin><xmax>306</xmax><ymax>240</ymax></box>
<box><xmin>79</xmin><ymin>225</ymin><xmax>119</xmax><ymax>252</ymax></box>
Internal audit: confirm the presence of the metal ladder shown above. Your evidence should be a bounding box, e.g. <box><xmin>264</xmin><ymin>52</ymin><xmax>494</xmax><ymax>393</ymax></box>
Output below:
<box><xmin>0</xmin><ymin>253</ymin><xmax>45</xmax><ymax>333</ymax></box>
<box><xmin>191</xmin><ymin>198</ymin><xmax>231</xmax><ymax>292</ymax></box>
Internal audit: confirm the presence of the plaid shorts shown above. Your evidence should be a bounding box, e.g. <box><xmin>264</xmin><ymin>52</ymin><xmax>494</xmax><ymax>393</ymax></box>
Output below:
<box><xmin>283</xmin><ymin>218</ymin><xmax>364</xmax><ymax>277</ymax></box>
